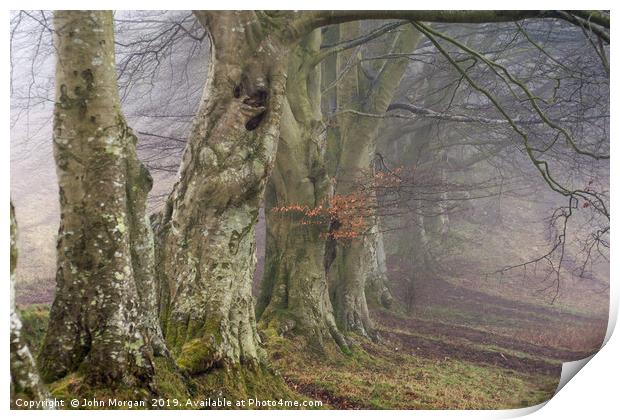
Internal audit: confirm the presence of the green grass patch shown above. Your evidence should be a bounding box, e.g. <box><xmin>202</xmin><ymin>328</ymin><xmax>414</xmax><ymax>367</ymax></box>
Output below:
<box><xmin>267</xmin><ymin>334</ymin><xmax>558</xmax><ymax>409</ymax></box>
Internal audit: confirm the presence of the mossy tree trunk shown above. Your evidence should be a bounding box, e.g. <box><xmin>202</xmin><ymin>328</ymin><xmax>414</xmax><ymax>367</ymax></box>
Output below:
<box><xmin>38</xmin><ymin>11</ymin><xmax>164</xmax><ymax>388</ymax></box>
<box><xmin>153</xmin><ymin>12</ymin><xmax>298</xmax><ymax>375</ymax></box>
<box><xmin>150</xmin><ymin>10</ymin><xmax>420</xmax><ymax>381</ymax></box>
<box><xmin>153</xmin><ymin>11</ymin><xmax>439</xmax><ymax>374</ymax></box>
<box><xmin>328</xmin><ymin>23</ymin><xmax>422</xmax><ymax>338</ymax></box>
<box><xmin>10</xmin><ymin>203</ymin><xmax>52</xmax><ymax>406</ymax></box>
<box><xmin>257</xmin><ymin>30</ymin><xmax>347</xmax><ymax>353</ymax></box>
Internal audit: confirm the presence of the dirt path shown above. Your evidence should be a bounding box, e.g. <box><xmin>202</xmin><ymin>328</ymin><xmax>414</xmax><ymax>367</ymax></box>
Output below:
<box><xmin>282</xmin><ymin>377</ymin><xmax>369</xmax><ymax>409</ymax></box>
<box><xmin>374</xmin><ymin>309</ymin><xmax>596</xmax><ymax>362</ymax></box>
<box><xmin>374</xmin><ymin>327</ymin><xmax>562</xmax><ymax>376</ymax></box>
<box><xmin>369</xmin><ymin>270</ymin><xmax>606</xmax><ymax>378</ymax></box>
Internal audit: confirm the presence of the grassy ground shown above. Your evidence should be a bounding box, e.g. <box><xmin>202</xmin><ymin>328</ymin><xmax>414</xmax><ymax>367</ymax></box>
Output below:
<box><xmin>17</xmin><ymin>303</ymin><xmax>557</xmax><ymax>410</ymax></box>
<box><xmin>268</xmin><ymin>333</ymin><xmax>557</xmax><ymax>409</ymax></box>
<box><xmin>16</xmin><ymin>201</ymin><xmax>608</xmax><ymax>410</ymax></box>
<box><xmin>263</xmin><ymin>262</ymin><xmax>606</xmax><ymax>409</ymax></box>
<box><xmin>17</xmin><ymin>269</ymin><xmax>606</xmax><ymax>410</ymax></box>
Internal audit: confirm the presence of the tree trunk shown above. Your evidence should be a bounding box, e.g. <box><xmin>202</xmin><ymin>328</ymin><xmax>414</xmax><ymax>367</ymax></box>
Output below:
<box><xmin>366</xmin><ymin>223</ymin><xmax>394</xmax><ymax>308</ymax></box>
<box><xmin>154</xmin><ymin>12</ymin><xmax>291</xmax><ymax>375</ymax></box>
<box><xmin>257</xmin><ymin>31</ymin><xmax>347</xmax><ymax>353</ymax></box>
<box><xmin>10</xmin><ymin>203</ymin><xmax>52</xmax><ymax>407</ymax></box>
<box><xmin>329</xmin><ymin>23</ymin><xmax>422</xmax><ymax>337</ymax></box>
<box><xmin>429</xmin><ymin>150</ymin><xmax>451</xmax><ymax>241</ymax></box>
<box><xmin>38</xmin><ymin>11</ymin><xmax>163</xmax><ymax>388</ymax></box>
<box><xmin>398</xmin><ymin>74</ymin><xmax>453</xmax><ymax>274</ymax></box>
<box><xmin>329</xmin><ymin>239</ymin><xmax>378</xmax><ymax>339</ymax></box>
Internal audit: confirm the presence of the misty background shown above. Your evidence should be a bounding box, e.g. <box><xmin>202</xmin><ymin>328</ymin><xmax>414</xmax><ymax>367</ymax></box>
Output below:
<box><xmin>10</xmin><ymin>11</ymin><xmax>609</xmax><ymax>351</ymax></box>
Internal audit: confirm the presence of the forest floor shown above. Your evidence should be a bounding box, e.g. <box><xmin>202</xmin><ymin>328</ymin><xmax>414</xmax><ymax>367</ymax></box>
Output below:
<box><xmin>267</xmin><ymin>273</ymin><xmax>607</xmax><ymax>409</ymax></box>
<box><xmin>17</xmin><ymin>268</ymin><xmax>607</xmax><ymax>410</ymax></box>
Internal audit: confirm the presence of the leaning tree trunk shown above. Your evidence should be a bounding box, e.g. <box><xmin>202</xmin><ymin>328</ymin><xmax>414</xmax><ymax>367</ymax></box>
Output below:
<box><xmin>38</xmin><ymin>11</ymin><xmax>164</xmax><ymax>388</ymax></box>
<box><xmin>257</xmin><ymin>30</ymin><xmax>347</xmax><ymax>353</ymax></box>
<box><xmin>328</xmin><ymin>23</ymin><xmax>422</xmax><ymax>338</ymax></box>
<box><xmin>153</xmin><ymin>12</ymin><xmax>295</xmax><ymax>376</ymax></box>
<box><xmin>10</xmin><ymin>203</ymin><xmax>52</xmax><ymax>407</ymax></box>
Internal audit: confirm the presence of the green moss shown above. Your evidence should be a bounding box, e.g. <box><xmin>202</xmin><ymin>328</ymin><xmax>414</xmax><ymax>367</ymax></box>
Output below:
<box><xmin>164</xmin><ymin>317</ymin><xmax>186</xmax><ymax>353</ymax></box>
<box><xmin>43</xmin><ymin>356</ymin><xmax>190</xmax><ymax>409</ymax></box>
<box><xmin>192</xmin><ymin>363</ymin><xmax>307</xmax><ymax>408</ymax></box>
<box><xmin>176</xmin><ymin>338</ymin><xmax>220</xmax><ymax>374</ymax></box>
<box><xmin>152</xmin><ymin>357</ymin><xmax>192</xmax><ymax>403</ymax></box>
<box><xmin>49</xmin><ymin>373</ymin><xmax>151</xmax><ymax>409</ymax></box>
<box><xmin>260</xmin><ymin>309</ymin><xmax>338</xmax><ymax>358</ymax></box>
<box><xmin>169</xmin><ymin>315</ymin><xmax>227</xmax><ymax>374</ymax></box>
<box><xmin>105</xmin><ymin>142</ymin><xmax>123</xmax><ymax>156</ymax></box>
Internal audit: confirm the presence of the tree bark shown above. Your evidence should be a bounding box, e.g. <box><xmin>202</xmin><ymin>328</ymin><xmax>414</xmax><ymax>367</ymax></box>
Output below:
<box><xmin>395</xmin><ymin>73</ymin><xmax>453</xmax><ymax>274</ymax></box>
<box><xmin>154</xmin><ymin>11</ymin><xmax>293</xmax><ymax>375</ymax></box>
<box><xmin>38</xmin><ymin>11</ymin><xmax>163</xmax><ymax>388</ymax></box>
<box><xmin>328</xmin><ymin>23</ymin><xmax>422</xmax><ymax>338</ymax></box>
<box><xmin>366</xmin><ymin>223</ymin><xmax>394</xmax><ymax>308</ymax></box>
<box><xmin>10</xmin><ymin>203</ymin><xmax>52</xmax><ymax>407</ymax></box>
<box><xmin>257</xmin><ymin>30</ymin><xmax>347</xmax><ymax>353</ymax></box>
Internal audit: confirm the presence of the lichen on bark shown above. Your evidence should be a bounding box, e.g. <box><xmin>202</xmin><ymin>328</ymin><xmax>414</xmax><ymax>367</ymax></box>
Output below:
<box><xmin>38</xmin><ymin>10</ymin><xmax>164</xmax><ymax>389</ymax></box>
<box><xmin>154</xmin><ymin>11</ymin><xmax>294</xmax><ymax>375</ymax></box>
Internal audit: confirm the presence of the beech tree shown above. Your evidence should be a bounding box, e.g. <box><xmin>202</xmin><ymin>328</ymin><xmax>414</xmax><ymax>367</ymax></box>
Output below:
<box><xmin>255</xmin><ymin>21</ymin><xmax>421</xmax><ymax>351</ymax></box>
<box><xmin>153</xmin><ymin>12</ymin><xmax>591</xmax><ymax>372</ymax></box>
<box><xmin>324</xmin><ymin>22</ymin><xmax>422</xmax><ymax>338</ymax></box>
<box><xmin>38</xmin><ymin>10</ymin><xmax>165</xmax><ymax>388</ymax></box>
<box><xmin>256</xmin><ymin>29</ymin><xmax>349</xmax><ymax>353</ymax></box>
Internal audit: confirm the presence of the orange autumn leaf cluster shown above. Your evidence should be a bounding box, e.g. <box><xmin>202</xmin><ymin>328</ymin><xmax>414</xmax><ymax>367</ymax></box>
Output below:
<box><xmin>272</xmin><ymin>170</ymin><xmax>404</xmax><ymax>241</ymax></box>
<box><xmin>373</xmin><ymin>167</ymin><xmax>404</xmax><ymax>189</ymax></box>
<box><xmin>327</xmin><ymin>193</ymin><xmax>373</xmax><ymax>240</ymax></box>
<box><xmin>272</xmin><ymin>192</ymin><xmax>371</xmax><ymax>240</ymax></box>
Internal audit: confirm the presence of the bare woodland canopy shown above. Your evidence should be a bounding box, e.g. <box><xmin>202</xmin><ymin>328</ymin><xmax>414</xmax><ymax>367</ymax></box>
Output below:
<box><xmin>9</xmin><ymin>10</ymin><xmax>609</xmax><ymax>404</ymax></box>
